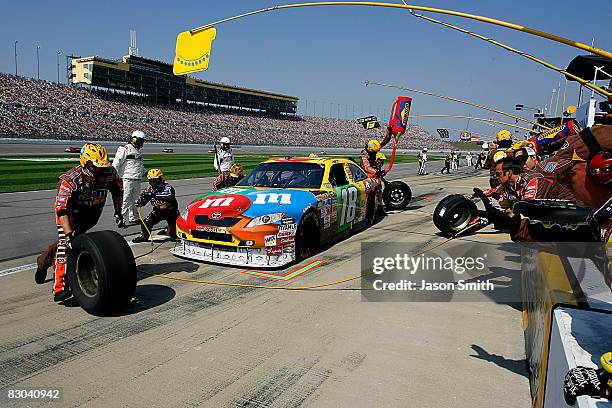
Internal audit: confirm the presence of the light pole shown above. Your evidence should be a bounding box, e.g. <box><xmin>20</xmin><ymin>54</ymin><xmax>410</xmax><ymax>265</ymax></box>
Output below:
<box><xmin>14</xmin><ymin>41</ymin><xmax>18</xmax><ymax>76</ymax></box>
<box><xmin>56</xmin><ymin>51</ymin><xmax>61</xmax><ymax>83</ymax></box>
<box><xmin>36</xmin><ymin>45</ymin><xmax>40</xmax><ymax>80</ymax></box>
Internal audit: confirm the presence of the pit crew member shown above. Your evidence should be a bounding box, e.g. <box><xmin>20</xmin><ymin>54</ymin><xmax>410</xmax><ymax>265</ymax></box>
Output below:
<box><xmin>212</xmin><ymin>163</ymin><xmax>245</xmax><ymax>190</ymax></box>
<box><xmin>36</xmin><ymin>143</ymin><xmax>124</xmax><ymax>302</ymax></box>
<box><xmin>214</xmin><ymin>136</ymin><xmax>235</xmax><ymax>174</ymax></box>
<box><xmin>132</xmin><ymin>169</ymin><xmax>179</xmax><ymax>243</ymax></box>
<box><xmin>112</xmin><ymin>130</ymin><xmax>146</xmax><ymax>225</ymax></box>
<box><xmin>360</xmin><ymin>130</ymin><xmax>391</xmax><ymax>178</ymax></box>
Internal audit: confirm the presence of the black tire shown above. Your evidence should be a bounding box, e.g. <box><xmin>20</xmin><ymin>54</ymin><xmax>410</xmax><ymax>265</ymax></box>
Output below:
<box><xmin>295</xmin><ymin>211</ymin><xmax>320</xmax><ymax>260</ymax></box>
<box><xmin>512</xmin><ymin>200</ymin><xmax>592</xmax><ymax>224</ymax></box>
<box><xmin>66</xmin><ymin>230</ymin><xmax>136</xmax><ymax>316</ymax></box>
<box><xmin>432</xmin><ymin>194</ymin><xmax>463</xmax><ymax>229</ymax></box>
<box><xmin>432</xmin><ymin>195</ymin><xmax>477</xmax><ymax>237</ymax></box>
<box><xmin>383</xmin><ymin>181</ymin><xmax>412</xmax><ymax>210</ymax></box>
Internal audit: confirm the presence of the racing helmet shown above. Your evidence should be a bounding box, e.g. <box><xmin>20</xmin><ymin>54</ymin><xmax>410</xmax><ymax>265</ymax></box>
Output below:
<box><xmin>229</xmin><ymin>163</ymin><xmax>245</xmax><ymax>178</ymax></box>
<box><xmin>493</xmin><ymin>150</ymin><xmax>508</xmax><ymax>164</ymax></box>
<box><xmin>589</xmin><ymin>150</ymin><xmax>612</xmax><ymax>185</ymax></box>
<box><xmin>219</xmin><ymin>137</ymin><xmax>231</xmax><ymax>144</ymax></box>
<box><xmin>376</xmin><ymin>152</ymin><xmax>387</xmax><ymax>161</ymax></box>
<box><xmin>496</xmin><ymin>129</ymin><xmax>511</xmax><ymax>142</ymax></box>
<box><xmin>147</xmin><ymin>168</ymin><xmax>164</xmax><ymax>180</ymax></box>
<box><xmin>131</xmin><ymin>130</ymin><xmax>146</xmax><ymax>143</ymax></box>
<box><xmin>367</xmin><ymin>139</ymin><xmax>382</xmax><ymax>152</ymax></box>
<box><xmin>80</xmin><ymin>143</ymin><xmax>110</xmax><ymax>168</ymax></box>
<box><xmin>308</xmin><ymin>153</ymin><xmax>318</xmax><ymax>157</ymax></box>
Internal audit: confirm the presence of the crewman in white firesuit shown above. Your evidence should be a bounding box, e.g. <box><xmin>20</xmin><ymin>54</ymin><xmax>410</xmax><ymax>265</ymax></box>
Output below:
<box><xmin>214</xmin><ymin>136</ymin><xmax>235</xmax><ymax>173</ymax></box>
<box><xmin>112</xmin><ymin>130</ymin><xmax>146</xmax><ymax>226</ymax></box>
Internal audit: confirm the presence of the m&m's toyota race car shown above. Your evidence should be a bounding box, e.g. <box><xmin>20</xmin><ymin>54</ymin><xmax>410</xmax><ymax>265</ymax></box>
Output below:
<box><xmin>171</xmin><ymin>156</ymin><xmax>387</xmax><ymax>267</ymax></box>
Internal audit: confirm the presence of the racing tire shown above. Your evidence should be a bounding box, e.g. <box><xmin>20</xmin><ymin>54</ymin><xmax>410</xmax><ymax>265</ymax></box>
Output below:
<box><xmin>66</xmin><ymin>230</ymin><xmax>136</xmax><ymax>316</ymax></box>
<box><xmin>433</xmin><ymin>195</ymin><xmax>477</xmax><ymax>237</ymax></box>
<box><xmin>295</xmin><ymin>211</ymin><xmax>320</xmax><ymax>260</ymax></box>
<box><xmin>383</xmin><ymin>181</ymin><xmax>412</xmax><ymax>210</ymax></box>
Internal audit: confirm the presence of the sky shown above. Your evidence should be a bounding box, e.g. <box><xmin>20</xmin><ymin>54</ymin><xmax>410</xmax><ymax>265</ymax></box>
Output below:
<box><xmin>1</xmin><ymin>0</ymin><xmax>611</xmax><ymax>139</ymax></box>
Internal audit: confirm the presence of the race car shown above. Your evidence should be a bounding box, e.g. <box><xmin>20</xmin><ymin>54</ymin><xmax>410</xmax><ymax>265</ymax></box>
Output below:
<box><xmin>64</xmin><ymin>146</ymin><xmax>81</xmax><ymax>153</ymax></box>
<box><xmin>171</xmin><ymin>156</ymin><xmax>385</xmax><ymax>267</ymax></box>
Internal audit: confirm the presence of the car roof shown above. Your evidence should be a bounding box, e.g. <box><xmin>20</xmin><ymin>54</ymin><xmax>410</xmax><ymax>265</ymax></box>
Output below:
<box><xmin>263</xmin><ymin>156</ymin><xmax>354</xmax><ymax>165</ymax></box>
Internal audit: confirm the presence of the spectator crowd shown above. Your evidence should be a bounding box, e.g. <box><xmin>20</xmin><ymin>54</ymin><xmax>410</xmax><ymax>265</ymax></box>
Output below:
<box><xmin>0</xmin><ymin>74</ymin><xmax>452</xmax><ymax>150</ymax></box>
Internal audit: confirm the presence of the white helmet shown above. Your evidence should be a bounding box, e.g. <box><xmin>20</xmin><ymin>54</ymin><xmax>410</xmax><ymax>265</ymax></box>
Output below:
<box><xmin>219</xmin><ymin>137</ymin><xmax>230</xmax><ymax>144</ymax></box>
<box><xmin>422</xmin><ymin>147</ymin><xmax>428</xmax><ymax>152</ymax></box>
<box><xmin>482</xmin><ymin>143</ymin><xmax>489</xmax><ymax>150</ymax></box>
<box><xmin>131</xmin><ymin>130</ymin><xmax>146</xmax><ymax>140</ymax></box>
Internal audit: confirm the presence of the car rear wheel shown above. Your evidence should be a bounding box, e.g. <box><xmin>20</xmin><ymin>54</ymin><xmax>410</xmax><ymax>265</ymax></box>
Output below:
<box><xmin>383</xmin><ymin>181</ymin><xmax>412</xmax><ymax>210</ymax></box>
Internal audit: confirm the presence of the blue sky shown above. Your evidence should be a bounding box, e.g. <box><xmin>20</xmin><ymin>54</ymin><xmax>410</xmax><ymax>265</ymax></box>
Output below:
<box><xmin>1</xmin><ymin>0</ymin><xmax>611</xmax><ymax>139</ymax></box>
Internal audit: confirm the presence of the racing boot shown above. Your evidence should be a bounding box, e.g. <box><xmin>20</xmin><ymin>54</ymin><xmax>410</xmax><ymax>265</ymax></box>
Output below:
<box><xmin>132</xmin><ymin>235</ymin><xmax>149</xmax><ymax>244</ymax></box>
<box><xmin>35</xmin><ymin>266</ymin><xmax>47</xmax><ymax>284</ymax></box>
<box><xmin>53</xmin><ymin>289</ymin><xmax>72</xmax><ymax>303</ymax></box>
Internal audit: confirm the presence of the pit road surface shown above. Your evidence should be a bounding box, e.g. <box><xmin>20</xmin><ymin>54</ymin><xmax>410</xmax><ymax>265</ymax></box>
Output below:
<box><xmin>0</xmin><ymin>162</ymin><xmax>530</xmax><ymax>407</ymax></box>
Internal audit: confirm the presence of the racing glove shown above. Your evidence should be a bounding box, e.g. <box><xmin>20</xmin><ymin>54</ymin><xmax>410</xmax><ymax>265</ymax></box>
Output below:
<box><xmin>563</xmin><ymin>365</ymin><xmax>611</xmax><ymax>404</ymax></box>
<box><xmin>473</xmin><ymin>188</ymin><xmax>520</xmax><ymax>232</ymax></box>
<box><xmin>65</xmin><ymin>231</ymin><xmax>76</xmax><ymax>251</ymax></box>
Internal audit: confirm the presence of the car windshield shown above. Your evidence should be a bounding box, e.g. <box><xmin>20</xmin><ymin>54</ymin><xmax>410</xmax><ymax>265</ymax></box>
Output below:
<box><xmin>237</xmin><ymin>162</ymin><xmax>325</xmax><ymax>189</ymax></box>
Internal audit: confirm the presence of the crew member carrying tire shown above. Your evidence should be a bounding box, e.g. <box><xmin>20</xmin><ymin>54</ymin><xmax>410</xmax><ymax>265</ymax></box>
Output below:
<box><xmin>132</xmin><ymin>169</ymin><xmax>179</xmax><ymax>243</ymax></box>
<box><xmin>35</xmin><ymin>143</ymin><xmax>124</xmax><ymax>302</ymax></box>
<box><xmin>360</xmin><ymin>130</ymin><xmax>391</xmax><ymax>179</ymax></box>
<box><xmin>212</xmin><ymin>163</ymin><xmax>245</xmax><ymax>190</ymax></box>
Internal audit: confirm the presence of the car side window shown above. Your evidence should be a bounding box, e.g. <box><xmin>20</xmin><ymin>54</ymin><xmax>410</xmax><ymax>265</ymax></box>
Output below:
<box><xmin>329</xmin><ymin>163</ymin><xmax>349</xmax><ymax>187</ymax></box>
<box><xmin>348</xmin><ymin>164</ymin><xmax>367</xmax><ymax>182</ymax></box>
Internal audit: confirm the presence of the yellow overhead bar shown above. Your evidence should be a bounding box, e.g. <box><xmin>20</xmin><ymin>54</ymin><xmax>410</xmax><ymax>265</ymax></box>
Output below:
<box><xmin>175</xmin><ymin>2</ymin><xmax>612</xmax><ymax>75</ymax></box>
<box><xmin>412</xmin><ymin>114</ymin><xmax>538</xmax><ymax>134</ymax></box>
<box><xmin>366</xmin><ymin>80</ymin><xmax>551</xmax><ymax>130</ymax></box>
<box><xmin>402</xmin><ymin>5</ymin><xmax>612</xmax><ymax>98</ymax></box>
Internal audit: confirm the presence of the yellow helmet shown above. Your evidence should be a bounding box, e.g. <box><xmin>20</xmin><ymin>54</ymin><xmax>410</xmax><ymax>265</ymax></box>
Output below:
<box><xmin>367</xmin><ymin>139</ymin><xmax>382</xmax><ymax>152</ymax></box>
<box><xmin>229</xmin><ymin>163</ymin><xmax>244</xmax><ymax>178</ymax></box>
<box><xmin>80</xmin><ymin>143</ymin><xmax>110</xmax><ymax>168</ymax></box>
<box><xmin>493</xmin><ymin>150</ymin><xmax>508</xmax><ymax>164</ymax></box>
<box><xmin>496</xmin><ymin>129</ymin><xmax>511</xmax><ymax>142</ymax></box>
<box><xmin>308</xmin><ymin>153</ymin><xmax>318</xmax><ymax>158</ymax></box>
<box><xmin>147</xmin><ymin>168</ymin><xmax>164</xmax><ymax>180</ymax></box>
<box><xmin>376</xmin><ymin>152</ymin><xmax>386</xmax><ymax>161</ymax></box>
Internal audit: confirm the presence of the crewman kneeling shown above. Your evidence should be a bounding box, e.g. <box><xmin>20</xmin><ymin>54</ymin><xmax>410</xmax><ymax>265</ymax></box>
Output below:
<box><xmin>36</xmin><ymin>143</ymin><xmax>124</xmax><ymax>302</ymax></box>
<box><xmin>212</xmin><ymin>163</ymin><xmax>245</xmax><ymax>190</ymax></box>
<box><xmin>132</xmin><ymin>169</ymin><xmax>179</xmax><ymax>243</ymax></box>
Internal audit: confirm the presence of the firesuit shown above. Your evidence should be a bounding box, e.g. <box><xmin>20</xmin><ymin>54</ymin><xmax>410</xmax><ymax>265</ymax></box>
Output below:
<box><xmin>133</xmin><ymin>172</ymin><xmax>179</xmax><ymax>242</ymax></box>
<box><xmin>36</xmin><ymin>156</ymin><xmax>123</xmax><ymax>298</ymax></box>
<box><xmin>360</xmin><ymin>133</ymin><xmax>391</xmax><ymax>178</ymax></box>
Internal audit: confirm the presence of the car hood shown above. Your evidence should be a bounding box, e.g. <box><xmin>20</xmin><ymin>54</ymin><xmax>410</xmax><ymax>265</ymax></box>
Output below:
<box><xmin>187</xmin><ymin>187</ymin><xmax>320</xmax><ymax>222</ymax></box>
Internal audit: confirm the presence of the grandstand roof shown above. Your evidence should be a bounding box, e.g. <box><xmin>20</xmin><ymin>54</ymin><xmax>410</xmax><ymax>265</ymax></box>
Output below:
<box><xmin>70</xmin><ymin>55</ymin><xmax>298</xmax><ymax>113</ymax></box>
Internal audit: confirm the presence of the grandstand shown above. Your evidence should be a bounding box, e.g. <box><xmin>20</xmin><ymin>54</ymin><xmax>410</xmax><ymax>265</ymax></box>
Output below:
<box><xmin>0</xmin><ymin>72</ymin><xmax>451</xmax><ymax>150</ymax></box>
<box><xmin>70</xmin><ymin>55</ymin><xmax>298</xmax><ymax>114</ymax></box>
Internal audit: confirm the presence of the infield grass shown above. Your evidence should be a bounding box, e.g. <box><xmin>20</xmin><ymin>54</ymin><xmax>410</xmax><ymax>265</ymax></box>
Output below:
<box><xmin>0</xmin><ymin>153</ymin><xmax>439</xmax><ymax>193</ymax></box>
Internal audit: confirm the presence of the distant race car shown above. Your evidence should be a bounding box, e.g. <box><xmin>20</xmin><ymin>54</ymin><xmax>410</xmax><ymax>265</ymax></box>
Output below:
<box><xmin>64</xmin><ymin>146</ymin><xmax>81</xmax><ymax>153</ymax></box>
<box><xmin>162</xmin><ymin>148</ymin><xmax>174</xmax><ymax>153</ymax></box>
<box><xmin>171</xmin><ymin>156</ymin><xmax>384</xmax><ymax>267</ymax></box>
